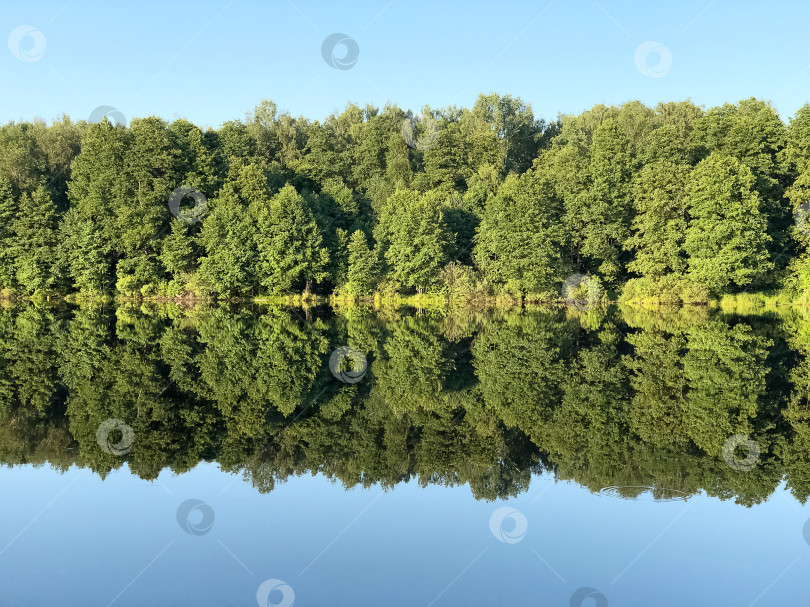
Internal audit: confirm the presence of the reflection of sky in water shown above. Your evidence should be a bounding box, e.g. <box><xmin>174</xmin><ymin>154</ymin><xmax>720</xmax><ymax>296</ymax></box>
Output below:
<box><xmin>1</xmin><ymin>463</ymin><xmax>807</xmax><ymax>606</ymax></box>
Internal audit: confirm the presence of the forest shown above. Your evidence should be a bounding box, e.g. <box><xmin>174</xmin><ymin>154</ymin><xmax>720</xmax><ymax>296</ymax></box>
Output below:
<box><xmin>2</xmin><ymin>301</ymin><xmax>810</xmax><ymax>506</ymax></box>
<box><xmin>1</xmin><ymin>94</ymin><xmax>810</xmax><ymax>303</ymax></box>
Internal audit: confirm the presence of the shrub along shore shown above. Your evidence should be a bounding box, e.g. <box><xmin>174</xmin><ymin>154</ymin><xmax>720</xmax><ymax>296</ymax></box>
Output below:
<box><xmin>2</xmin><ymin>95</ymin><xmax>810</xmax><ymax>305</ymax></box>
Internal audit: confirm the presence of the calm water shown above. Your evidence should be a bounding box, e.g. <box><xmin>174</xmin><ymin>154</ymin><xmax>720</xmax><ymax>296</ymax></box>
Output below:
<box><xmin>1</xmin><ymin>302</ymin><xmax>809</xmax><ymax>606</ymax></box>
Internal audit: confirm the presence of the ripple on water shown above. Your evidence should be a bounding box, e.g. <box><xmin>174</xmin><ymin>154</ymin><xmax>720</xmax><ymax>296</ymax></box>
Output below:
<box><xmin>598</xmin><ymin>485</ymin><xmax>690</xmax><ymax>503</ymax></box>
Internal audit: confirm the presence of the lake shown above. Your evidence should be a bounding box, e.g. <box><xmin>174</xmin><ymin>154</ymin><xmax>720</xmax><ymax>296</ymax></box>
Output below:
<box><xmin>0</xmin><ymin>302</ymin><xmax>808</xmax><ymax>606</ymax></box>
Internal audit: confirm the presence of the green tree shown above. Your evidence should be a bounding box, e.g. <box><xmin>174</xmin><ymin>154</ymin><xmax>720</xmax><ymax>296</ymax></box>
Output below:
<box><xmin>12</xmin><ymin>186</ymin><xmax>59</xmax><ymax>294</ymax></box>
<box><xmin>254</xmin><ymin>184</ymin><xmax>329</xmax><ymax>294</ymax></box>
<box><xmin>58</xmin><ymin>208</ymin><xmax>112</xmax><ymax>293</ymax></box>
<box><xmin>684</xmin><ymin>153</ymin><xmax>773</xmax><ymax>292</ymax></box>
<box><xmin>625</xmin><ymin>127</ymin><xmax>692</xmax><ymax>279</ymax></box>
<box><xmin>0</xmin><ymin>178</ymin><xmax>18</xmax><ymax>290</ymax></box>
<box><xmin>378</xmin><ymin>189</ymin><xmax>453</xmax><ymax>293</ymax></box>
<box><xmin>693</xmin><ymin>99</ymin><xmax>789</xmax><ymax>255</ymax></box>
<box><xmin>0</xmin><ymin>122</ymin><xmax>46</xmax><ymax>195</ymax></box>
<box><xmin>578</xmin><ymin>118</ymin><xmax>633</xmax><ymax>283</ymax></box>
<box><xmin>160</xmin><ymin>218</ymin><xmax>200</xmax><ymax>288</ymax></box>
<box><xmin>198</xmin><ymin>162</ymin><xmax>264</xmax><ymax>296</ymax></box>
<box><xmin>471</xmin><ymin>93</ymin><xmax>544</xmax><ymax>174</ymax></box>
<box><xmin>625</xmin><ymin>162</ymin><xmax>690</xmax><ymax>279</ymax></box>
<box><xmin>64</xmin><ymin>120</ymin><xmax>131</xmax><ymax>293</ymax></box>
<box><xmin>346</xmin><ymin>229</ymin><xmax>378</xmax><ymax>295</ymax></box>
<box><xmin>474</xmin><ymin>172</ymin><xmax>570</xmax><ymax>295</ymax></box>
<box><xmin>416</xmin><ymin>114</ymin><xmax>474</xmax><ymax>193</ymax></box>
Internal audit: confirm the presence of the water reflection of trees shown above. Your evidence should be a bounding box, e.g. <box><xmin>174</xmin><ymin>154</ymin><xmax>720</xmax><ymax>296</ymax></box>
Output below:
<box><xmin>1</xmin><ymin>301</ymin><xmax>808</xmax><ymax>506</ymax></box>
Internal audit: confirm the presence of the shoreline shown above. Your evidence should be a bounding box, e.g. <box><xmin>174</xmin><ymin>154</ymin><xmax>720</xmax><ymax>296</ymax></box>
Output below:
<box><xmin>0</xmin><ymin>290</ymin><xmax>804</xmax><ymax>311</ymax></box>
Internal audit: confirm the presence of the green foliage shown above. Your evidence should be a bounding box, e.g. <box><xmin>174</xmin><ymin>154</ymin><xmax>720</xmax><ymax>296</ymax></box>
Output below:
<box><xmin>0</xmin><ymin>177</ymin><xmax>19</xmax><ymax>289</ymax></box>
<box><xmin>684</xmin><ymin>153</ymin><xmax>773</xmax><ymax>292</ymax></box>
<box><xmin>439</xmin><ymin>261</ymin><xmax>486</xmax><ymax>300</ymax></box>
<box><xmin>474</xmin><ymin>172</ymin><xmax>570</xmax><ymax>295</ymax></box>
<box><xmin>255</xmin><ymin>184</ymin><xmax>330</xmax><ymax>294</ymax></box>
<box><xmin>198</xmin><ymin>162</ymin><xmax>264</xmax><ymax>296</ymax></box>
<box><xmin>58</xmin><ymin>207</ymin><xmax>112</xmax><ymax>293</ymax></box>
<box><xmin>12</xmin><ymin>186</ymin><xmax>59</xmax><ymax>294</ymax></box>
<box><xmin>578</xmin><ymin>118</ymin><xmax>633</xmax><ymax>283</ymax></box>
<box><xmin>626</xmin><ymin>161</ymin><xmax>690</xmax><ymax>279</ymax></box>
<box><xmin>378</xmin><ymin>189</ymin><xmax>453</xmax><ymax>293</ymax></box>
<box><xmin>161</xmin><ymin>219</ymin><xmax>199</xmax><ymax>278</ymax></box>
<box><xmin>621</xmin><ymin>276</ymin><xmax>709</xmax><ymax>305</ymax></box>
<box><xmin>625</xmin><ymin>126</ymin><xmax>692</xmax><ymax>280</ymax></box>
<box><xmin>345</xmin><ymin>230</ymin><xmax>378</xmax><ymax>295</ymax></box>
<box><xmin>0</xmin><ymin>96</ymin><xmax>808</xmax><ymax>301</ymax></box>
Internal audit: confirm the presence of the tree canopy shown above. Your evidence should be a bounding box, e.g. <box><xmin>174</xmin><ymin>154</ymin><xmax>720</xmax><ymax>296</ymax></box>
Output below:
<box><xmin>1</xmin><ymin>95</ymin><xmax>809</xmax><ymax>302</ymax></box>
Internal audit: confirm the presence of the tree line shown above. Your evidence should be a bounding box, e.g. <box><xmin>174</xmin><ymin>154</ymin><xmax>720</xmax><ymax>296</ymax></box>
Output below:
<box><xmin>1</xmin><ymin>301</ymin><xmax>809</xmax><ymax>506</ymax></box>
<box><xmin>2</xmin><ymin>95</ymin><xmax>810</xmax><ymax>302</ymax></box>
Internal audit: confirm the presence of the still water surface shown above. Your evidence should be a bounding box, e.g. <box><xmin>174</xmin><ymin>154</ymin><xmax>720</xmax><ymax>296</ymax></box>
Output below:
<box><xmin>0</xmin><ymin>302</ymin><xmax>808</xmax><ymax>606</ymax></box>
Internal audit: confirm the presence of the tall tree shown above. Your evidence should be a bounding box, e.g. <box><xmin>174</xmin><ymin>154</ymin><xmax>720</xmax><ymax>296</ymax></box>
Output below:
<box><xmin>117</xmin><ymin>117</ymin><xmax>176</xmax><ymax>295</ymax></box>
<box><xmin>254</xmin><ymin>184</ymin><xmax>329</xmax><ymax>294</ymax></box>
<box><xmin>197</xmin><ymin>162</ymin><xmax>265</xmax><ymax>296</ymax></box>
<box><xmin>474</xmin><ymin>172</ymin><xmax>570</xmax><ymax>295</ymax></box>
<box><xmin>625</xmin><ymin>126</ymin><xmax>691</xmax><ymax>279</ymax></box>
<box><xmin>684</xmin><ymin>153</ymin><xmax>773</xmax><ymax>292</ymax></box>
<box><xmin>471</xmin><ymin>93</ymin><xmax>543</xmax><ymax>174</ymax></box>
<box><xmin>578</xmin><ymin>118</ymin><xmax>633</xmax><ymax>283</ymax></box>
<box><xmin>58</xmin><ymin>207</ymin><xmax>112</xmax><ymax>293</ymax></box>
<box><xmin>692</xmin><ymin>99</ymin><xmax>789</xmax><ymax>255</ymax></box>
<box><xmin>346</xmin><ymin>229</ymin><xmax>378</xmax><ymax>295</ymax></box>
<box><xmin>12</xmin><ymin>186</ymin><xmax>59</xmax><ymax>294</ymax></box>
<box><xmin>378</xmin><ymin>189</ymin><xmax>453</xmax><ymax>293</ymax></box>
<box><xmin>0</xmin><ymin>178</ymin><xmax>18</xmax><ymax>290</ymax></box>
<box><xmin>64</xmin><ymin>119</ymin><xmax>130</xmax><ymax>293</ymax></box>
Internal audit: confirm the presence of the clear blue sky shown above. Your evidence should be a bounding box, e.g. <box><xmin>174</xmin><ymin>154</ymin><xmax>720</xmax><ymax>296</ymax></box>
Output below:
<box><xmin>2</xmin><ymin>0</ymin><xmax>810</xmax><ymax>128</ymax></box>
